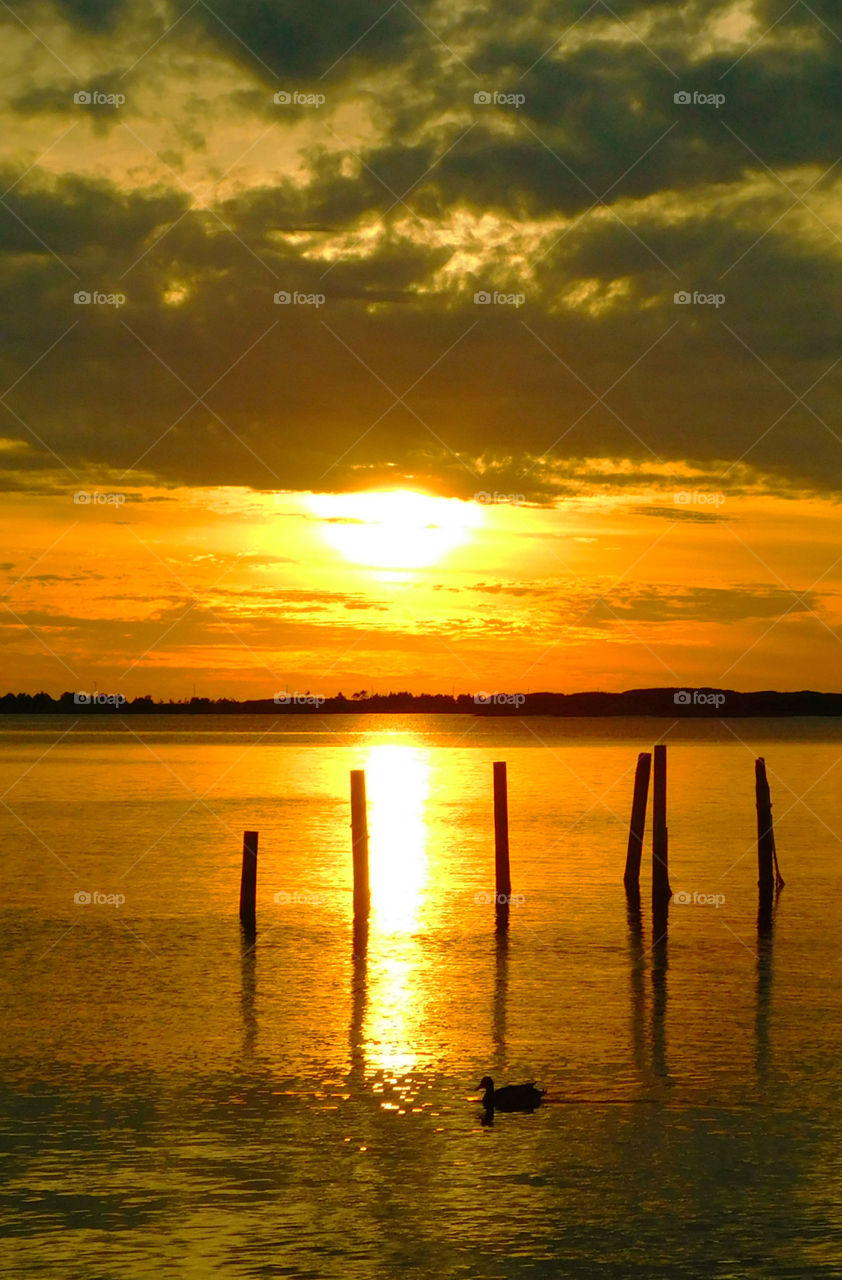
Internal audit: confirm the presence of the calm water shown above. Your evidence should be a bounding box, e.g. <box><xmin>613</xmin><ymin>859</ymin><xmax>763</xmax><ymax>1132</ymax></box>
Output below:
<box><xmin>2</xmin><ymin>714</ymin><xmax>842</xmax><ymax>1278</ymax></box>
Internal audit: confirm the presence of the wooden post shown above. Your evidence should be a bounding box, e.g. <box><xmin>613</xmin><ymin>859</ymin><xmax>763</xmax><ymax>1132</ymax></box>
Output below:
<box><xmin>494</xmin><ymin>761</ymin><xmax>511</xmax><ymax>923</ymax></box>
<box><xmin>350</xmin><ymin>769</ymin><xmax>370</xmax><ymax>917</ymax></box>
<box><xmin>755</xmin><ymin>758</ymin><xmax>776</xmax><ymax>904</ymax></box>
<box><xmin>652</xmin><ymin>745</ymin><xmax>671</xmax><ymax>903</ymax></box>
<box><xmin>239</xmin><ymin>830</ymin><xmax>258</xmax><ymax>932</ymax></box>
<box><xmin>624</xmin><ymin>752</ymin><xmax>652</xmax><ymax>894</ymax></box>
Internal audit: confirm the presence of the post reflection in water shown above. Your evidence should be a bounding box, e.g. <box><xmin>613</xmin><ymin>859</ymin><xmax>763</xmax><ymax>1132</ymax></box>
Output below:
<box><xmin>349</xmin><ymin>915</ymin><xmax>369</xmax><ymax>1084</ymax></box>
<box><xmin>651</xmin><ymin>898</ymin><xmax>670</xmax><ymax>1080</ymax></box>
<box><xmin>756</xmin><ymin>893</ymin><xmax>777</xmax><ymax>1083</ymax></box>
<box><xmin>492</xmin><ymin>926</ymin><xmax>509</xmax><ymax>1059</ymax></box>
<box><xmin>349</xmin><ymin>744</ymin><xmax>432</xmax><ymax>1078</ymax></box>
<box><xmin>240</xmin><ymin>936</ymin><xmax>257</xmax><ymax>1059</ymax></box>
<box><xmin>626</xmin><ymin>892</ymin><xmax>646</xmax><ymax>1080</ymax></box>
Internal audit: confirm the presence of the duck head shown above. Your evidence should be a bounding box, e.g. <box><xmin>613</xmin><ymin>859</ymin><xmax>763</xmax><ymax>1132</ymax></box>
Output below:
<box><xmin>478</xmin><ymin>1075</ymin><xmax>494</xmax><ymax>1094</ymax></box>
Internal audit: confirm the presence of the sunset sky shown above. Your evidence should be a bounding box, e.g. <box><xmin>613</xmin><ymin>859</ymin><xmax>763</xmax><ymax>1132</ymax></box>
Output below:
<box><xmin>2</xmin><ymin>0</ymin><xmax>841</xmax><ymax>698</ymax></box>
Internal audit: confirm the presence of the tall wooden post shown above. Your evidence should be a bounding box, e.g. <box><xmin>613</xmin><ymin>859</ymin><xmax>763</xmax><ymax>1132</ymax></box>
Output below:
<box><xmin>239</xmin><ymin>830</ymin><xmax>258</xmax><ymax>932</ymax></box>
<box><xmin>755</xmin><ymin>758</ymin><xmax>776</xmax><ymax>905</ymax></box>
<box><xmin>624</xmin><ymin>752</ymin><xmax>652</xmax><ymax>894</ymax></box>
<box><xmin>493</xmin><ymin>761</ymin><xmax>511</xmax><ymax>924</ymax></box>
<box><xmin>652</xmin><ymin>745</ymin><xmax>671</xmax><ymax>903</ymax></box>
<box><xmin>350</xmin><ymin>769</ymin><xmax>370</xmax><ymax>917</ymax></box>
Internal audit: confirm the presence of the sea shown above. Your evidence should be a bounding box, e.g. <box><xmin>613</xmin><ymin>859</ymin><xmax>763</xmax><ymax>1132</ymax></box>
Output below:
<box><xmin>2</xmin><ymin>714</ymin><xmax>842</xmax><ymax>1278</ymax></box>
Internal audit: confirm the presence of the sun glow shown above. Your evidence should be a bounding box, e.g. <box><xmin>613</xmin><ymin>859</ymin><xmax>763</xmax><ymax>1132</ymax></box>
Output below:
<box><xmin>358</xmin><ymin>743</ymin><xmax>432</xmax><ymax>1075</ymax></box>
<box><xmin>365</xmin><ymin>743</ymin><xmax>430</xmax><ymax>932</ymax></box>
<box><xmin>308</xmin><ymin>488</ymin><xmax>481</xmax><ymax>569</ymax></box>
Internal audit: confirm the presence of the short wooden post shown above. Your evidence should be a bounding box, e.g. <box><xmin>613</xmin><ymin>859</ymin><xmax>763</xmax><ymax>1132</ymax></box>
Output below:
<box><xmin>350</xmin><ymin>769</ymin><xmax>370</xmax><ymax>917</ymax></box>
<box><xmin>493</xmin><ymin>761</ymin><xmax>511</xmax><ymax>922</ymax></box>
<box><xmin>755</xmin><ymin>758</ymin><xmax>776</xmax><ymax>904</ymax></box>
<box><xmin>624</xmin><ymin>752</ymin><xmax>652</xmax><ymax>894</ymax></box>
<box><xmin>652</xmin><ymin>745</ymin><xmax>671</xmax><ymax>903</ymax></box>
<box><xmin>239</xmin><ymin>830</ymin><xmax>258</xmax><ymax>932</ymax></box>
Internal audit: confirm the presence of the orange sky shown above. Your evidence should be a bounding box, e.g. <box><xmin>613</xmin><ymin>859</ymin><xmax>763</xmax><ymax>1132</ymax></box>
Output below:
<box><xmin>4</xmin><ymin>479</ymin><xmax>841</xmax><ymax>698</ymax></box>
<box><xmin>2</xmin><ymin>0</ymin><xmax>842</xmax><ymax>696</ymax></box>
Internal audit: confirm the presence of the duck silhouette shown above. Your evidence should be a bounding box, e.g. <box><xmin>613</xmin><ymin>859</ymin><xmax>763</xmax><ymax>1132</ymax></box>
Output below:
<box><xmin>478</xmin><ymin>1075</ymin><xmax>545</xmax><ymax>1113</ymax></box>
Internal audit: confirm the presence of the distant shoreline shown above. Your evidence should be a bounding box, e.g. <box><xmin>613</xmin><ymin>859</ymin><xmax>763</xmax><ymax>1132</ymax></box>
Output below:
<box><xmin>4</xmin><ymin>689</ymin><xmax>842</xmax><ymax>717</ymax></box>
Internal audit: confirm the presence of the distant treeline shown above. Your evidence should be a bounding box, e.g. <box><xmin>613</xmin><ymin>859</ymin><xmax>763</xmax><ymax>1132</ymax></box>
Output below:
<box><xmin>3</xmin><ymin>689</ymin><xmax>842</xmax><ymax>716</ymax></box>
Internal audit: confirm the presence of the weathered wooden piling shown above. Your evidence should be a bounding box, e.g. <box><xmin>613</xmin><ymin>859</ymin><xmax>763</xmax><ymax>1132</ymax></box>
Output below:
<box><xmin>624</xmin><ymin>751</ymin><xmax>652</xmax><ymax>895</ymax></box>
<box><xmin>652</xmin><ymin>744</ymin><xmax>671</xmax><ymax>903</ymax></box>
<box><xmin>755</xmin><ymin>757</ymin><xmax>783</xmax><ymax>902</ymax></box>
<box><xmin>350</xmin><ymin>769</ymin><xmax>370</xmax><ymax>917</ymax></box>
<box><xmin>239</xmin><ymin>829</ymin><xmax>258</xmax><ymax>932</ymax></box>
<box><xmin>493</xmin><ymin>761</ymin><xmax>511</xmax><ymax>922</ymax></box>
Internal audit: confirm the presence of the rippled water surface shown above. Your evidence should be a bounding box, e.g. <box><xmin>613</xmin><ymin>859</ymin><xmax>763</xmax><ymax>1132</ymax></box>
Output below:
<box><xmin>2</xmin><ymin>714</ymin><xmax>842</xmax><ymax>1278</ymax></box>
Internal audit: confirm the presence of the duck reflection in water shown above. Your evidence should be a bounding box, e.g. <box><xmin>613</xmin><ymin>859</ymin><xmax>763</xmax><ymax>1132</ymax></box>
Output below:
<box><xmin>478</xmin><ymin>1075</ymin><xmax>545</xmax><ymax>1125</ymax></box>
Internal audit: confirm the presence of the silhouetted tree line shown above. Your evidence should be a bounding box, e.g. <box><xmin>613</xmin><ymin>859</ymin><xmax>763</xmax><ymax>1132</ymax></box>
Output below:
<box><xmin>2</xmin><ymin>689</ymin><xmax>842</xmax><ymax>716</ymax></box>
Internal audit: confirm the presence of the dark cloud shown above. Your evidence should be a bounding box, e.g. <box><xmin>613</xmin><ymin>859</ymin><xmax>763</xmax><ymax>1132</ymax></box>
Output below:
<box><xmin>631</xmin><ymin>505</ymin><xmax>728</xmax><ymax>523</ymax></box>
<box><xmin>1</xmin><ymin>1</ymin><xmax>841</xmax><ymax>502</ymax></box>
<box><xmin>474</xmin><ymin>580</ymin><xmax>822</xmax><ymax>625</ymax></box>
<box><xmin>201</xmin><ymin>0</ymin><xmax>428</xmax><ymax>82</ymax></box>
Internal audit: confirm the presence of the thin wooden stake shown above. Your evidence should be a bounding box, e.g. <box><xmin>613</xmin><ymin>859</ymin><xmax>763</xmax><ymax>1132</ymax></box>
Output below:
<box><xmin>350</xmin><ymin>769</ymin><xmax>370</xmax><ymax>917</ymax></box>
<box><xmin>652</xmin><ymin>745</ymin><xmax>671</xmax><ymax>903</ymax></box>
<box><xmin>755</xmin><ymin>757</ymin><xmax>781</xmax><ymax>902</ymax></box>
<box><xmin>239</xmin><ymin>830</ymin><xmax>258</xmax><ymax>932</ymax></box>
<box><xmin>624</xmin><ymin>752</ymin><xmax>652</xmax><ymax>894</ymax></box>
<box><xmin>493</xmin><ymin>761</ymin><xmax>511</xmax><ymax>922</ymax></box>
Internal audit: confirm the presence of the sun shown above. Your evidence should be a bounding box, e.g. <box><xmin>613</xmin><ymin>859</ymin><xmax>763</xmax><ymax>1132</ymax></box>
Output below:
<box><xmin>307</xmin><ymin>488</ymin><xmax>482</xmax><ymax>569</ymax></box>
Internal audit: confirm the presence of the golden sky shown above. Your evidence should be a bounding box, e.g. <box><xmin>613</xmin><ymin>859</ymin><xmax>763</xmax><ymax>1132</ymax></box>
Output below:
<box><xmin>2</xmin><ymin>0</ymin><xmax>841</xmax><ymax>697</ymax></box>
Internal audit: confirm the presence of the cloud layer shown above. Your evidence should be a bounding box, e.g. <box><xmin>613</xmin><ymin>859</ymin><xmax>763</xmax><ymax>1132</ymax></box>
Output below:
<box><xmin>1</xmin><ymin>0</ymin><xmax>841</xmax><ymax>506</ymax></box>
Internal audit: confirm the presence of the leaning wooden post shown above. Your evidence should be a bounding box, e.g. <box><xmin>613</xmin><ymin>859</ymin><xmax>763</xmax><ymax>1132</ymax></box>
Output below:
<box><xmin>239</xmin><ymin>830</ymin><xmax>258</xmax><ymax>932</ymax></box>
<box><xmin>493</xmin><ymin>761</ymin><xmax>511</xmax><ymax>922</ymax></box>
<box><xmin>652</xmin><ymin>745</ymin><xmax>671</xmax><ymax>903</ymax></box>
<box><xmin>350</xmin><ymin>769</ymin><xmax>370</xmax><ymax>917</ymax></box>
<box><xmin>755</xmin><ymin>758</ymin><xmax>776</xmax><ymax>904</ymax></box>
<box><xmin>624</xmin><ymin>752</ymin><xmax>652</xmax><ymax>895</ymax></box>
